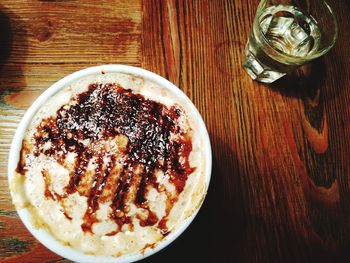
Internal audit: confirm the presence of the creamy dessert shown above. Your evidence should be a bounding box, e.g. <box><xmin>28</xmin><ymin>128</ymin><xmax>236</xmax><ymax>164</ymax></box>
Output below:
<box><xmin>10</xmin><ymin>72</ymin><xmax>207</xmax><ymax>257</ymax></box>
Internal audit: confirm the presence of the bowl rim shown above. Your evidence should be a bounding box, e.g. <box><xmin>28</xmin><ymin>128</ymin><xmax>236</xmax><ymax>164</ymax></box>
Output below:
<box><xmin>7</xmin><ymin>64</ymin><xmax>212</xmax><ymax>263</ymax></box>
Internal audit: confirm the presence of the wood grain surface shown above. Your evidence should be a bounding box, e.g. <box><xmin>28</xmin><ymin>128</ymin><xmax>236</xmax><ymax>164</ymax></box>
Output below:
<box><xmin>1</xmin><ymin>0</ymin><xmax>350</xmax><ymax>262</ymax></box>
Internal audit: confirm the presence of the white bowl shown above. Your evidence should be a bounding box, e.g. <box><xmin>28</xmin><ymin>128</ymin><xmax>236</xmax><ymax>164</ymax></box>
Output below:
<box><xmin>8</xmin><ymin>65</ymin><xmax>212</xmax><ymax>263</ymax></box>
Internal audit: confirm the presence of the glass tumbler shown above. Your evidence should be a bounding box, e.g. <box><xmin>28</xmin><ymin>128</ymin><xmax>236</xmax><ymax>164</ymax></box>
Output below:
<box><xmin>243</xmin><ymin>0</ymin><xmax>338</xmax><ymax>83</ymax></box>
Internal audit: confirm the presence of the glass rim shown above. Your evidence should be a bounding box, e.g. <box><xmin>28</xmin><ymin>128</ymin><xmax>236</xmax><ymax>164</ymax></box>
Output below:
<box><xmin>254</xmin><ymin>0</ymin><xmax>339</xmax><ymax>63</ymax></box>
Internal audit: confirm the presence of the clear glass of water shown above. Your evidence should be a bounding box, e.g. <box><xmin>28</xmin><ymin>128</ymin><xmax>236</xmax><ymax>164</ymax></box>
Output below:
<box><xmin>243</xmin><ymin>0</ymin><xmax>338</xmax><ymax>83</ymax></box>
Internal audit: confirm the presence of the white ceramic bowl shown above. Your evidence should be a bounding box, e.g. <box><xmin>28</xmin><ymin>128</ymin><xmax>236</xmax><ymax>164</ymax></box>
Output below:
<box><xmin>8</xmin><ymin>65</ymin><xmax>212</xmax><ymax>263</ymax></box>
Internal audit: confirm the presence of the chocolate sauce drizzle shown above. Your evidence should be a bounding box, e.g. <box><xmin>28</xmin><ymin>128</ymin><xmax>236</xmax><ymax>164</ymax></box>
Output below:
<box><xmin>27</xmin><ymin>83</ymin><xmax>194</xmax><ymax>235</ymax></box>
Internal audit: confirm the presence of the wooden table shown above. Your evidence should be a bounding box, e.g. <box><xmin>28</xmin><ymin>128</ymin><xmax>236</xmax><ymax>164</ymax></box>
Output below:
<box><xmin>1</xmin><ymin>0</ymin><xmax>349</xmax><ymax>262</ymax></box>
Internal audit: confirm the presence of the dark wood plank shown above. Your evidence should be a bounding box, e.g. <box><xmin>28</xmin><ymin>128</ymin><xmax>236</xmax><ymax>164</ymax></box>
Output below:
<box><xmin>141</xmin><ymin>0</ymin><xmax>350</xmax><ymax>262</ymax></box>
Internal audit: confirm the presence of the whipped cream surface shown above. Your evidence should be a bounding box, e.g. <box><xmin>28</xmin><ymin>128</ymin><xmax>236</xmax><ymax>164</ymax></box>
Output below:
<box><xmin>11</xmin><ymin>72</ymin><xmax>207</xmax><ymax>257</ymax></box>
